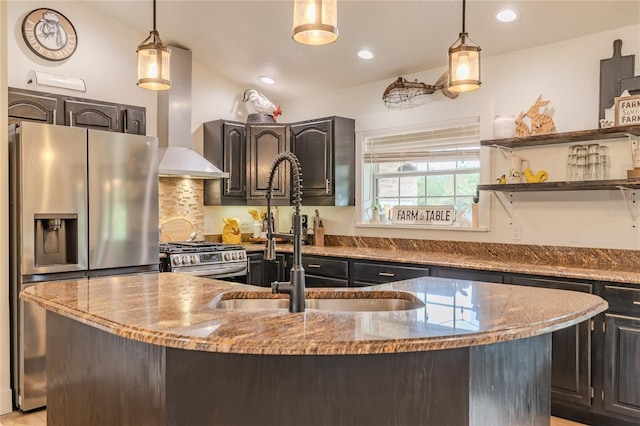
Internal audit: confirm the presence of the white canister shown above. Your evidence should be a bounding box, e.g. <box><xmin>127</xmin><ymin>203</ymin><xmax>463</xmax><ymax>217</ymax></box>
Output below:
<box><xmin>252</xmin><ymin>221</ymin><xmax>262</xmax><ymax>238</ymax></box>
<box><xmin>493</xmin><ymin>115</ymin><xmax>516</xmax><ymax>139</ymax></box>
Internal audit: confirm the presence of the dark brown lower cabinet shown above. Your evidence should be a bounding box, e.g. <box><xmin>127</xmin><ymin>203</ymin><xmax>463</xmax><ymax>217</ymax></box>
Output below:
<box><xmin>604</xmin><ymin>314</ymin><xmax>640</xmax><ymax>421</ymax></box>
<box><xmin>510</xmin><ymin>276</ymin><xmax>593</xmax><ymax>408</ymax></box>
<box><xmin>433</xmin><ymin>267</ymin><xmax>504</xmax><ymax>283</ymax></box>
<box><xmin>352</xmin><ymin>261</ymin><xmax>430</xmax><ymax>287</ymax></box>
<box><xmin>302</xmin><ymin>255</ymin><xmax>349</xmax><ymax>287</ymax></box>
<box><xmin>247</xmin><ymin>252</ymin><xmax>287</xmax><ymax>287</ymax></box>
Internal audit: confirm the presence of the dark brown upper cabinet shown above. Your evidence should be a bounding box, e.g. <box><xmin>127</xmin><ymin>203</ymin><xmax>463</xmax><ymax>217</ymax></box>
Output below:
<box><xmin>8</xmin><ymin>89</ymin><xmax>58</xmax><ymax>126</ymax></box>
<box><xmin>246</xmin><ymin>123</ymin><xmax>290</xmax><ymax>205</ymax></box>
<box><xmin>204</xmin><ymin>116</ymin><xmax>355</xmax><ymax>207</ymax></box>
<box><xmin>204</xmin><ymin>121</ymin><xmax>291</xmax><ymax>206</ymax></box>
<box><xmin>203</xmin><ymin>120</ymin><xmax>247</xmax><ymax>205</ymax></box>
<box><xmin>8</xmin><ymin>87</ymin><xmax>146</xmax><ymax>135</ymax></box>
<box><xmin>291</xmin><ymin>116</ymin><xmax>355</xmax><ymax>206</ymax></box>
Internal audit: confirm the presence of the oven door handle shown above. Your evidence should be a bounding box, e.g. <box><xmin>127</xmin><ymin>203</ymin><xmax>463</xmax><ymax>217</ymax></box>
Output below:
<box><xmin>172</xmin><ymin>262</ymin><xmax>248</xmax><ymax>277</ymax></box>
<box><xmin>177</xmin><ymin>269</ymin><xmax>230</xmax><ymax>277</ymax></box>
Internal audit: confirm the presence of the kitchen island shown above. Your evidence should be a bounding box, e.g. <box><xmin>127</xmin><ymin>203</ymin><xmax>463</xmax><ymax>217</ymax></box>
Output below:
<box><xmin>22</xmin><ymin>273</ymin><xmax>607</xmax><ymax>426</ymax></box>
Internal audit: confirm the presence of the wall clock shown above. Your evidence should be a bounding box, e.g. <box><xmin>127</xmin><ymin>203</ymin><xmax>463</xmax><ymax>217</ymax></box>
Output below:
<box><xmin>22</xmin><ymin>8</ymin><xmax>78</xmax><ymax>61</ymax></box>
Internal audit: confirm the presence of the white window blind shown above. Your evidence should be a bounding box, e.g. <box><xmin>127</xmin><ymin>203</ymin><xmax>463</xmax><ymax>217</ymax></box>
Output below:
<box><xmin>364</xmin><ymin>117</ymin><xmax>480</xmax><ymax>163</ymax></box>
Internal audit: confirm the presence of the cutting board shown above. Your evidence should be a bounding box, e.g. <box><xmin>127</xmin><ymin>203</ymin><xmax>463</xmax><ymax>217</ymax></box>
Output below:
<box><xmin>599</xmin><ymin>39</ymin><xmax>635</xmax><ymax>121</ymax></box>
<box><xmin>160</xmin><ymin>218</ymin><xmax>196</xmax><ymax>242</ymax></box>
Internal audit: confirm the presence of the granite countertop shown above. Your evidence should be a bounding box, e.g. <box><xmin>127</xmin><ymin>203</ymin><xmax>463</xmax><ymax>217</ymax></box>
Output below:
<box><xmin>243</xmin><ymin>243</ymin><xmax>640</xmax><ymax>285</ymax></box>
<box><xmin>22</xmin><ymin>272</ymin><xmax>607</xmax><ymax>355</ymax></box>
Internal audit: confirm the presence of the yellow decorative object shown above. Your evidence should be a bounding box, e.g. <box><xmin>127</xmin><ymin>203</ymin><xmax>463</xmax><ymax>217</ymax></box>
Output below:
<box><xmin>514</xmin><ymin>95</ymin><xmax>556</xmax><ymax>136</ymax></box>
<box><xmin>248</xmin><ymin>208</ymin><xmax>261</xmax><ymax>221</ymax></box>
<box><xmin>497</xmin><ymin>174</ymin><xmax>506</xmax><ymax>184</ymax></box>
<box><xmin>222</xmin><ymin>217</ymin><xmax>242</xmax><ymax>244</ymax></box>
<box><xmin>523</xmin><ymin>168</ymin><xmax>549</xmax><ymax>183</ymax></box>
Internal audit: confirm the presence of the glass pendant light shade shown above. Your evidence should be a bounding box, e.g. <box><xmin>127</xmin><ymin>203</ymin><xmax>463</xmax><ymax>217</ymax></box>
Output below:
<box><xmin>292</xmin><ymin>0</ymin><xmax>338</xmax><ymax>45</ymax></box>
<box><xmin>137</xmin><ymin>0</ymin><xmax>171</xmax><ymax>90</ymax></box>
<box><xmin>448</xmin><ymin>0</ymin><xmax>481</xmax><ymax>93</ymax></box>
<box><xmin>137</xmin><ymin>32</ymin><xmax>171</xmax><ymax>90</ymax></box>
<box><xmin>448</xmin><ymin>35</ymin><xmax>481</xmax><ymax>93</ymax></box>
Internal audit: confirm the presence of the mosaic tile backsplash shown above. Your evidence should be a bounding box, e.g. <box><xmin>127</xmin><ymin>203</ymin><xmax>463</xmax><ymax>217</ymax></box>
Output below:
<box><xmin>159</xmin><ymin>178</ymin><xmax>205</xmax><ymax>240</ymax></box>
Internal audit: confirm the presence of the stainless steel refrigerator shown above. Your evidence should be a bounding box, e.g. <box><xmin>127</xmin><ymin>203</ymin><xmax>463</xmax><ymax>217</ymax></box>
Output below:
<box><xmin>9</xmin><ymin>121</ymin><xmax>159</xmax><ymax>411</ymax></box>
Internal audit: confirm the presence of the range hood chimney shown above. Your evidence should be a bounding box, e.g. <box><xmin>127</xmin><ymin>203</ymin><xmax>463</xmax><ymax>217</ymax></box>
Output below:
<box><xmin>157</xmin><ymin>46</ymin><xmax>228</xmax><ymax>179</ymax></box>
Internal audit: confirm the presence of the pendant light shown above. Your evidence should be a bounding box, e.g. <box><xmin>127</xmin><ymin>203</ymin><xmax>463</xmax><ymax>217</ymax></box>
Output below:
<box><xmin>292</xmin><ymin>0</ymin><xmax>338</xmax><ymax>45</ymax></box>
<box><xmin>448</xmin><ymin>0</ymin><xmax>481</xmax><ymax>93</ymax></box>
<box><xmin>137</xmin><ymin>0</ymin><xmax>171</xmax><ymax>90</ymax></box>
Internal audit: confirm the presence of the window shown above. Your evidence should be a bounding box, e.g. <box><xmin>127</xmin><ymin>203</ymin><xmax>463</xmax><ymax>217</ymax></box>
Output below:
<box><xmin>360</xmin><ymin>117</ymin><xmax>480</xmax><ymax>226</ymax></box>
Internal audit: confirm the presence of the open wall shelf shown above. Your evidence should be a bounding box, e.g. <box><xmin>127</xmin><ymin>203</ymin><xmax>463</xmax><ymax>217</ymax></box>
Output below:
<box><xmin>479</xmin><ymin>179</ymin><xmax>640</xmax><ymax>192</ymax></box>
<box><xmin>481</xmin><ymin>125</ymin><xmax>640</xmax><ymax>149</ymax></box>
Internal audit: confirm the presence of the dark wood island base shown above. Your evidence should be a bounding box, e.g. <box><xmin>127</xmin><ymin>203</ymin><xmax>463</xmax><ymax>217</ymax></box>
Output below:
<box><xmin>47</xmin><ymin>311</ymin><xmax>551</xmax><ymax>426</ymax></box>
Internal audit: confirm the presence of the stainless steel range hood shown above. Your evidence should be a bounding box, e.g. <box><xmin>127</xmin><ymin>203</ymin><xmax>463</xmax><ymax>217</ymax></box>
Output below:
<box><xmin>157</xmin><ymin>46</ymin><xmax>228</xmax><ymax>179</ymax></box>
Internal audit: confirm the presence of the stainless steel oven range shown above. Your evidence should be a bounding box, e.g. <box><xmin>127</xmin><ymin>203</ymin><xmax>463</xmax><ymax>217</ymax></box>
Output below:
<box><xmin>159</xmin><ymin>241</ymin><xmax>248</xmax><ymax>281</ymax></box>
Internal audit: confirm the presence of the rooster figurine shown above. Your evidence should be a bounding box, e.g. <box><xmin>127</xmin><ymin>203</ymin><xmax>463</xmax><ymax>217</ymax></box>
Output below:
<box><xmin>523</xmin><ymin>168</ymin><xmax>549</xmax><ymax>183</ymax></box>
<box><xmin>242</xmin><ymin>89</ymin><xmax>282</xmax><ymax>120</ymax></box>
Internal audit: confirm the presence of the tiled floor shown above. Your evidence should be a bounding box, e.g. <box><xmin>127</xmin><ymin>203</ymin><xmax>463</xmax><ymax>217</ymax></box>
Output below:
<box><xmin>0</xmin><ymin>409</ymin><xmax>586</xmax><ymax>426</ymax></box>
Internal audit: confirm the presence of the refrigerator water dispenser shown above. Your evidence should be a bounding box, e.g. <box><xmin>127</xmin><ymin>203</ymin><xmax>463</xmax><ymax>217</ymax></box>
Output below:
<box><xmin>34</xmin><ymin>213</ymin><xmax>78</xmax><ymax>266</ymax></box>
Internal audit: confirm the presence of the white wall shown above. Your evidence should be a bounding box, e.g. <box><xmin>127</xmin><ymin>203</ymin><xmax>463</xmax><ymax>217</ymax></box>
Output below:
<box><xmin>205</xmin><ymin>25</ymin><xmax>640</xmax><ymax>250</ymax></box>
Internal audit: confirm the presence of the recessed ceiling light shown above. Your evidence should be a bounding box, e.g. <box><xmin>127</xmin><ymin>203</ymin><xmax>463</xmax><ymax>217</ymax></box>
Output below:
<box><xmin>356</xmin><ymin>49</ymin><xmax>374</xmax><ymax>60</ymax></box>
<box><xmin>259</xmin><ymin>76</ymin><xmax>276</xmax><ymax>85</ymax></box>
<box><xmin>495</xmin><ymin>8</ymin><xmax>520</xmax><ymax>23</ymax></box>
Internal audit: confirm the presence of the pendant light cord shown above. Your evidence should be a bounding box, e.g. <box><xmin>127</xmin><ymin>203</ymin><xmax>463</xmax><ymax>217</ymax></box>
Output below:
<box><xmin>461</xmin><ymin>0</ymin><xmax>466</xmax><ymax>35</ymax></box>
<box><xmin>153</xmin><ymin>0</ymin><xmax>157</xmax><ymax>32</ymax></box>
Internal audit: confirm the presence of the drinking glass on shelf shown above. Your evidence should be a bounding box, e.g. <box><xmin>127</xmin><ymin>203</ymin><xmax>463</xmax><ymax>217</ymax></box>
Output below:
<box><xmin>566</xmin><ymin>145</ymin><xmax>583</xmax><ymax>181</ymax></box>
<box><xmin>587</xmin><ymin>152</ymin><xmax>600</xmax><ymax>180</ymax></box>
<box><xmin>598</xmin><ymin>146</ymin><xmax>610</xmax><ymax>180</ymax></box>
<box><xmin>575</xmin><ymin>147</ymin><xmax>587</xmax><ymax>181</ymax></box>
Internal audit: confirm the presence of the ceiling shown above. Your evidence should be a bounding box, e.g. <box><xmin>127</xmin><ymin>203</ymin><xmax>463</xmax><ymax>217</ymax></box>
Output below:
<box><xmin>85</xmin><ymin>1</ymin><xmax>640</xmax><ymax>102</ymax></box>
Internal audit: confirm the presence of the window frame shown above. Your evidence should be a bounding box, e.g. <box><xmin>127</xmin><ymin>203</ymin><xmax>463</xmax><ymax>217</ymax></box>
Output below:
<box><xmin>355</xmin><ymin>117</ymin><xmax>489</xmax><ymax>231</ymax></box>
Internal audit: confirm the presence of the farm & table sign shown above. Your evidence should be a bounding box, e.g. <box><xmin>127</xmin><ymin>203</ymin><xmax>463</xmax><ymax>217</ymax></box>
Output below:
<box><xmin>391</xmin><ymin>205</ymin><xmax>455</xmax><ymax>225</ymax></box>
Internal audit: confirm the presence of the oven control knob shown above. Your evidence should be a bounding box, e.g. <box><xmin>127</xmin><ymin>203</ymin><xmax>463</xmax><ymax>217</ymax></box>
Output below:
<box><xmin>181</xmin><ymin>255</ymin><xmax>188</xmax><ymax>265</ymax></box>
<box><xmin>231</xmin><ymin>252</ymin><xmax>238</xmax><ymax>260</ymax></box>
<box><xmin>172</xmin><ymin>256</ymin><xmax>181</xmax><ymax>266</ymax></box>
<box><xmin>190</xmin><ymin>255</ymin><xmax>197</xmax><ymax>264</ymax></box>
<box><xmin>239</xmin><ymin>252</ymin><xmax>245</xmax><ymax>260</ymax></box>
<box><xmin>223</xmin><ymin>252</ymin><xmax>231</xmax><ymax>261</ymax></box>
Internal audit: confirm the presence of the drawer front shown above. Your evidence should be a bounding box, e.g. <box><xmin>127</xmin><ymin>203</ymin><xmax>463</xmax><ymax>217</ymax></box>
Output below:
<box><xmin>305</xmin><ymin>274</ymin><xmax>348</xmax><ymax>288</ymax></box>
<box><xmin>604</xmin><ymin>285</ymin><xmax>640</xmax><ymax>316</ymax></box>
<box><xmin>353</xmin><ymin>261</ymin><xmax>429</xmax><ymax>284</ymax></box>
<box><xmin>510</xmin><ymin>276</ymin><xmax>593</xmax><ymax>293</ymax></box>
<box><xmin>302</xmin><ymin>256</ymin><xmax>348</xmax><ymax>279</ymax></box>
<box><xmin>437</xmin><ymin>268</ymin><xmax>504</xmax><ymax>283</ymax></box>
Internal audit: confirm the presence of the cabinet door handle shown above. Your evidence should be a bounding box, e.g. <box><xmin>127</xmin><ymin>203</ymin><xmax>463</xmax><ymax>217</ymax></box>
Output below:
<box><xmin>68</xmin><ymin>110</ymin><xmax>73</xmax><ymax>126</ymax></box>
<box><xmin>378</xmin><ymin>272</ymin><xmax>395</xmax><ymax>277</ymax></box>
<box><xmin>225</xmin><ymin>178</ymin><xmax>230</xmax><ymax>193</ymax></box>
<box><xmin>633</xmin><ymin>301</ymin><xmax>640</xmax><ymax>305</ymax></box>
<box><xmin>123</xmin><ymin>110</ymin><xmax>128</xmax><ymax>133</ymax></box>
<box><xmin>52</xmin><ymin>109</ymin><xmax>56</xmax><ymax>125</ymax></box>
<box><xmin>325</xmin><ymin>179</ymin><xmax>331</xmax><ymax>194</ymax></box>
<box><xmin>307</xmin><ymin>264</ymin><xmax>322</xmax><ymax>268</ymax></box>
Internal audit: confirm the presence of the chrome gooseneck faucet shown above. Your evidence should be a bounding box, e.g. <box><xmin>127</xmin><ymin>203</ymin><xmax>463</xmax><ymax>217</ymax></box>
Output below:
<box><xmin>264</xmin><ymin>151</ymin><xmax>305</xmax><ymax>313</ymax></box>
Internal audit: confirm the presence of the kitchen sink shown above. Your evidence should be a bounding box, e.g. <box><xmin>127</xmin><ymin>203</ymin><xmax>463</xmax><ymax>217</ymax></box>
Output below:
<box><xmin>214</xmin><ymin>291</ymin><xmax>425</xmax><ymax>312</ymax></box>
